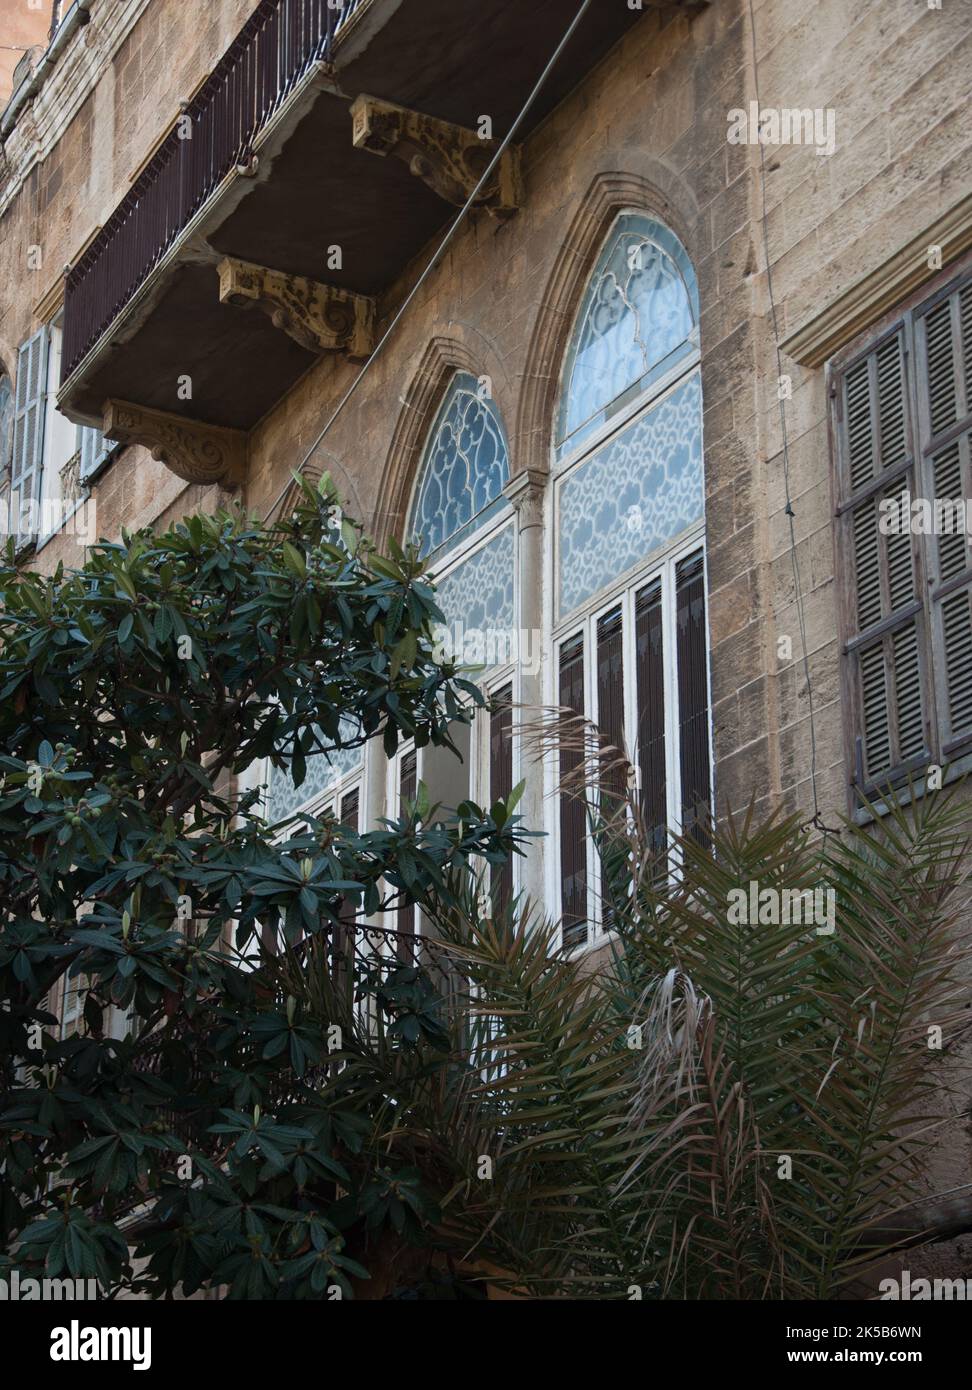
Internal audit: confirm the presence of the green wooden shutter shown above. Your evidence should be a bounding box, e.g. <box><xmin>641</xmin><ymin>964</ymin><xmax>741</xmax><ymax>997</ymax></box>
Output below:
<box><xmin>919</xmin><ymin>277</ymin><xmax>972</xmax><ymax>753</ymax></box>
<box><xmin>10</xmin><ymin>327</ymin><xmax>49</xmax><ymax>544</ymax></box>
<box><xmin>837</xmin><ymin>329</ymin><xmax>930</xmax><ymax>786</ymax></box>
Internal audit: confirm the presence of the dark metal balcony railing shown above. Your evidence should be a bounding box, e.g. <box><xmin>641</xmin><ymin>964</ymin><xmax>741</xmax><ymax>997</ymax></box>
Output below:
<box><xmin>61</xmin><ymin>0</ymin><xmax>368</xmax><ymax>385</ymax></box>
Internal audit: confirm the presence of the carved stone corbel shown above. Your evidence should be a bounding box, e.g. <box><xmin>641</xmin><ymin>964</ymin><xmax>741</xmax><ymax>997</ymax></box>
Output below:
<box><xmin>102</xmin><ymin>400</ymin><xmax>246</xmax><ymax>487</ymax></box>
<box><xmin>217</xmin><ymin>257</ymin><xmax>375</xmax><ymax>361</ymax></box>
<box><xmin>349</xmin><ymin>94</ymin><xmax>521</xmax><ymax>219</ymax></box>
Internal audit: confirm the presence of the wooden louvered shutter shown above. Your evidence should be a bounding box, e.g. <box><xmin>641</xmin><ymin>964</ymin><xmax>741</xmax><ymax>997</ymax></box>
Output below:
<box><xmin>397</xmin><ymin>752</ymin><xmax>417</xmax><ymax>961</ymax></box>
<box><xmin>489</xmin><ymin>684</ymin><xmax>514</xmax><ymax>917</ymax></box>
<box><xmin>596</xmin><ymin>607</ymin><xmax>625</xmax><ymax>802</ymax></box>
<box><xmin>837</xmin><ymin>331</ymin><xmax>930</xmax><ymax>787</ymax></box>
<box><xmin>10</xmin><ymin>328</ymin><xmax>50</xmax><ymax>545</ymax></box>
<box><xmin>918</xmin><ymin>277</ymin><xmax>972</xmax><ymax>754</ymax></box>
<box><xmin>635</xmin><ymin>578</ymin><xmax>667</xmax><ymax>862</ymax></box>
<box><xmin>675</xmin><ymin>550</ymin><xmax>711</xmax><ymax>841</ymax></box>
<box><xmin>0</xmin><ymin>375</ymin><xmax>12</xmax><ymax>483</ymax></box>
<box><xmin>559</xmin><ymin>634</ymin><xmax>587</xmax><ymax>950</ymax></box>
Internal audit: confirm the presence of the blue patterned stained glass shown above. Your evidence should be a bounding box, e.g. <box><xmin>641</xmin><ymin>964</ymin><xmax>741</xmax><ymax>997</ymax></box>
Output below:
<box><xmin>431</xmin><ymin>524</ymin><xmax>516</xmax><ymax>671</ymax></box>
<box><xmin>558</xmin><ymin>214</ymin><xmax>699</xmax><ymax>457</ymax></box>
<box><xmin>266</xmin><ymin>716</ymin><xmax>363</xmax><ymax>822</ymax></box>
<box><xmin>557</xmin><ymin>372</ymin><xmax>703</xmax><ymax>616</ymax></box>
<box><xmin>409</xmin><ymin>373</ymin><xmax>510</xmax><ymax>562</ymax></box>
<box><xmin>435</xmin><ymin>523</ymin><xmax>515</xmax><ymax>632</ymax></box>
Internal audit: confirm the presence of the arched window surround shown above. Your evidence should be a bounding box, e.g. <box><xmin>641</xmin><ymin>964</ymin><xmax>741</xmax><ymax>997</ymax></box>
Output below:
<box><xmin>396</xmin><ymin>367</ymin><xmax>520</xmax><ymax>924</ymax></box>
<box><xmin>405</xmin><ymin>369</ymin><xmax>512</xmax><ymax>570</ymax></box>
<box><xmin>555</xmin><ymin>210</ymin><xmax>701</xmax><ymax>469</ymax></box>
<box><xmin>544</xmin><ymin>210</ymin><xmax>711</xmax><ymax>955</ymax></box>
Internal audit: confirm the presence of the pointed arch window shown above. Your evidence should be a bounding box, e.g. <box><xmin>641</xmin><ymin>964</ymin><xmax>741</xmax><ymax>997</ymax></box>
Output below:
<box><xmin>397</xmin><ymin>370</ymin><xmax>517</xmax><ymax>919</ymax></box>
<box><xmin>551</xmin><ymin>213</ymin><xmax>710</xmax><ymax>952</ymax></box>
<box><xmin>558</xmin><ymin>213</ymin><xmax>699</xmax><ymax>460</ymax></box>
<box><xmin>408</xmin><ymin>371</ymin><xmax>510</xmax><ymax>565</ymax></box>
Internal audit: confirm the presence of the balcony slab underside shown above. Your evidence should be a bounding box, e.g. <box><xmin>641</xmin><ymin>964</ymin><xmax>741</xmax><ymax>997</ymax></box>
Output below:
<box><xmin>59</xmin><ymin>0</ymin><xmax>653</xmax><ymax>434</ymax></box>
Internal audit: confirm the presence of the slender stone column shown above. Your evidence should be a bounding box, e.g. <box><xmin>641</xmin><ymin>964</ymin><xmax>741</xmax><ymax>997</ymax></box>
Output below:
<box><xmin>502</xmin><ymin>467</ymin><xmax>548</xmax><ymax>915</ymax></box>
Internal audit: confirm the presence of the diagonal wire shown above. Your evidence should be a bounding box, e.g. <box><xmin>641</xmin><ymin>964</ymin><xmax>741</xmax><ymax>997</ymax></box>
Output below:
<box><xmin>746</xmin><ymin>0</ymin><xmax>823</xmax><ymax>827</ymax></box>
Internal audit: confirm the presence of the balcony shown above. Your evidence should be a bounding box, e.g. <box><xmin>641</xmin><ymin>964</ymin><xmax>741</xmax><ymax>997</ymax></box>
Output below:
<box><xmin>57</xmin><ymin>0</ymin><xmax>660</xmax><ymax>478</ymax></box>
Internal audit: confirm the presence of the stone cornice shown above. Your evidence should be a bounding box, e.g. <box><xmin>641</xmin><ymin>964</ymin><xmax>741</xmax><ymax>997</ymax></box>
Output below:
<box><xmin>781</xmin><ymin>194</ymin><xmax>972</xmax><ymax>367</ymax></box>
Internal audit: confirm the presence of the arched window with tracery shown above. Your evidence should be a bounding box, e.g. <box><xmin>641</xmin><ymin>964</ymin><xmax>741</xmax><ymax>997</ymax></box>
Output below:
<box><xmin>551</xmin><ymin>212</ymin><xmax>711</xmax><ymax>951</ymax></box>
<box><xmin>395</xmin><ymin>371</ymin><xmax>517</xmax><ymax>930</ymax></box>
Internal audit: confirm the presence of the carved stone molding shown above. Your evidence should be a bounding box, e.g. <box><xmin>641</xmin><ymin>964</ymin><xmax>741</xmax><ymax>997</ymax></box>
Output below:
<box><xmin>349</xmin><ymin>94</ymin><xmax>521</xmax><ymax>219</ymax></box>
<box><xmin>514</xmin><ymin>169</ymin><xmax>700</xmax><ymax>479</ymax></box>
<box><xmin>377</xmin><ymin>334</ymin><xmax>518</xmax><ymax>549</ymax></box>
<box><xmin>102</xmin><ymin>401</ymin><xmax>246</xmax><ymax>486</ymax></box>
<box><xmin>781</xmin><ymin>193</ymin><xmax>972</xmax><ymax>367</ymax></box>
<box><xmin>503</xmin><ymin>467</ymin><xmax>546</xmax><ymax>524</ymax></box>
<box><xmin>217</xmin><ymin>256</ymin><xmax>375</xmax><ymax>360</ymax></box>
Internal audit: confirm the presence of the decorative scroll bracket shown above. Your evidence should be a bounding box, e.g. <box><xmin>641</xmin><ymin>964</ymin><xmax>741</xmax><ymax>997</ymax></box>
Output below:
<box><xmin>217</xmin><ymin>257</ymin><xmax>375</xmax><ymax>361</ymax></box>
<box><xmin>349</xmin><ymin>94</ymin><xmax>522</xmax><ymax>220</ymax></box>
<box><xmin>102</xmin><ymin>400</ymin><xmax>246</xmax><ymax>487</ymax></box>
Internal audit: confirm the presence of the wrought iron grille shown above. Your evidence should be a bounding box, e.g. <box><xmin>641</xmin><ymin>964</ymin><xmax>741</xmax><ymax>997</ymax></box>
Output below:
<box><xmin>61</xmin><ymin>0</ymin><xmax>369</xmax><ymax>384</ymax></box>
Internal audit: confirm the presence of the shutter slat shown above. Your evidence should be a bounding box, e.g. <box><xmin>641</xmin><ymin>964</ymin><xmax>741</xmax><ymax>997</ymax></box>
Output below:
<box><xmin>10</xmin><ymin>328</ymin><xmax>50</xmax><ymax>543</ymax></box>
<box><xmin>853</xmin><ymin>497</ymin><xmax>883</xmax><ymax>629</ymax></box>
<box><xmin>941</xmin><ymin>588</ymin><xmax>972</xmax><ymax>742</ymax></box>
<box><xmin>860</xmin><ymin>641</ymin><xmax>891</xmax><ymax>780</ymax></box>
<box><xmin>845</xmin><ymin>357</ymin><xmax>875</xmax><ymax>491</ymax></box>
<box><xmin>960</xmin><ymin>282</ymin><xmax>972</xmax><ymax>418</ymax></box>
<box><xmin>876</xmin><ymin>336</ymin><xmax>908</xmax><ymax>470</ymax></box>
<box><xmin>885</xmin><ymin>488</ymin><xmax>916</xmax><ymax>611</ymax></box>
<box><xmin>843</xmin><ymin>333</ymin><xmax>908</xmax><ymax>492</ymax></box>
<box><xmin>924</xmin><ymin>298</ymin><xmax>957</xmax><ymax>438</ymax></box>
<box><xmin>891</xmin><ymin>622</ymin><xmax>924</xmax><ymax>763</ymax></box>
<box><xmin>932</xmin><ymin>439</ymin><xmax>968</xmax><ymax>582</ymax></box>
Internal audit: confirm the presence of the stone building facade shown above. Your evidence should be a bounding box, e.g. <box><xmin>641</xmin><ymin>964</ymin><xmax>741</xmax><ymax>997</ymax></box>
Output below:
<box><xmin>2</xmin><ymin>0</ymin><xmax>972</xmax><ymax>1280</ymax></box>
